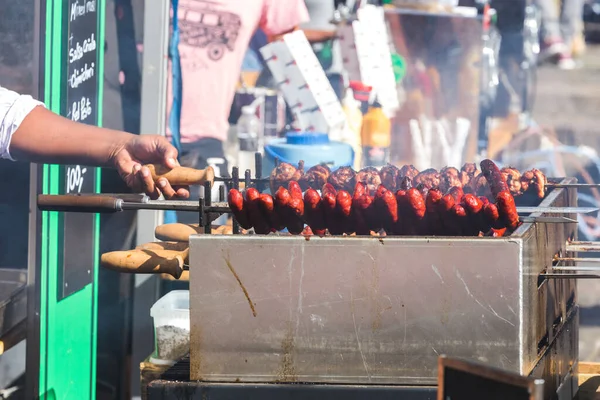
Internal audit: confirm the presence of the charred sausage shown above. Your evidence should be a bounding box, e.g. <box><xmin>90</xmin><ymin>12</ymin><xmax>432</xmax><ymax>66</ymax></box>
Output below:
<box><xmin>304</xmin><ymin>189</ymin><xmax>327</xmax><ymax>236</ymax></box>
<box><xmin>227</xmin><ymin>189</ymin><xmax>252</xmax><ymax>229</ymax></box>
<box><xmin>246</xmin><ymin>188</ymin><xmax>271</xmax><ymax>234</ymax></box>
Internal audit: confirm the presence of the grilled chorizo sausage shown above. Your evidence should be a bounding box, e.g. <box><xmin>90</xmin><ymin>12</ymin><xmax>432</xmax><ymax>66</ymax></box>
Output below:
<box><xmin>450</xmin><ymin>204</ymin><xmax>468</xmax><ymax>236</ymax></box>
<box><xmin>425</xmin><ymin>188</ymin><xmax>444</xmax><ymax>235</ymax></box>
<box><xmin>322</xmin><ymin>183</ymin><xmax>342</xmax><ymax>235</ymax></box>
<box><xmin>336</xmin><ymin>190</ymin><xmax>354</xmax><ymax>234</ymax></box>
<box><xmin>447</xmin><ymin>186</ymin><xmax>464</xmax><ymax>203</ymax></box>
<box><xmin>438</xmin><ymin>193</ymin><xmax>456</xmax><ymax>235</ymax></box>
<box><xmin>246</xmin><ymin>188</ymin><xmax>271</xmax><ymax>234</ymax></box>
<box><xmin>352</xmin><ymin>183</ymin><xmax>371</xmax><ymax>235</ymax></box>
<box><xmin>227</xmin><ymin>189</ymin><xmax>252</xmax><ymax>229</ymax></box>
<box><xmin>286</xmin><ymin>182</ymin><xmax>305</xmax><ymax>234</ymax></box>
<box><xmin>375</xmin><ymin>185</ymin><xmax>398</xmax><ymax>234</ymax></box>
<box><xmin>483</xmin><ymin>202</ymin><xmax>505</xmax><ymax>230</ymax></box>
<box><xmin>496</xmin><ymin>190</ymin><xmax>520</xmax><ymax>231</ymax></box>
<box><xmin>480</xmin><ymin>159</ymin><xmax>509</xmax><ymax>198</ymax></box>
<box><xmin>461</xmin><ymin>193</ymin><xmax>484</xmax><ymax>235</ymax></box>
<box><xmin>259</xmin><ymin>193</ymin><xmax>284</xmax><ymax>232</ymax></box>
<box><xmin>304</xmin><ymin>189</ymin><xmax>326</xmax><ymax>236</ymax></box>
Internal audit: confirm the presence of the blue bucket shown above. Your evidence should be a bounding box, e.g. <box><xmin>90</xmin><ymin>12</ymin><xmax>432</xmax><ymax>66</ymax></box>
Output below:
<box><xmin>263</xmin><ymin>132</ymin><xmax>354</xmax><ymax>183</ymax></box>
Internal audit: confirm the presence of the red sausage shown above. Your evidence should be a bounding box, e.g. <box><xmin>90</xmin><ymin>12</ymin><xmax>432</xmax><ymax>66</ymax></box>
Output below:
<box><xmin>480</xmin><ymin>159</ymin><xmax>509</xmax><ymax>198</ymax></box>
<box><xmin>438</xmin><ymin>194</ymin><xmax>456</xmax><ymax>235</ymax></box>
<box><xmin>394</xmin><ymin>190</ymin><xmax>409</xmax><ymax>235</ymax></box>
<box><xmin>461</xmin><ymin>194</ymin><xmax>485</xmax><ymax>235</ymax></box>
<box><xmin>483</xmin><ymin>202</ymin><xmax>505</xmax><ymax>230</ymax></box>
<box><xmin>274</xmin><ymin>186</ymin><xmax>304</xmax><ymax>235</ymax></box>
<box><xmin>336</xmin><ymin>190</ymin><xmax>354</xmax><ymax>234</ymax></box>
<box><xmin>375</xmin><ymin>185</ymin><xmax>398</xmax><ymax>234</ymax></box>
<box><xmin>227</xmin><ymin>189</ymin><xmax>252</xmax><ymax>229</ymax></box>
<box><xmin>304</xmin><ymin>189</ymin><xmax>326</xmax><ymax>236</ymax></box>
<box><xmin>447</xmin><ymin>186</ymin><xmax>464</xmax><ymax>203</ymax></box>
<box><xmin>352</xmin><ymin>183</ymin><xmax>371</xmax><ymax>235</ymax></box>
<box><xmin>288</xmin><ymin>181</ymin><xmax>303</xmax><ymax>201</ymax></box>
<box><xmin>426</xmin><ymin>188</ymin><xmax>443</xmax><ymax>235</ymax></box>
<box><xmin>259</xmin><ymin>193</ymin><xmax>284</xmax><ymax>232</ymax></box>
<box><xmin>450</xmin><ymin>204</ymin><xmax>468</xmax><ymax>236</ymax></box>
<box><xmin>322</xmin><ymin>184</ymin><xmax>342</xmax><ymax>235</ymax></box>
<box><xmin>246</xmin><ymin>188</ymin><xmax>271</xmax><ymax>234</ymax></box>
<box><xmin>287</xmin><ymin>182</ymin><xmax>305</xmax><ymax>234</ymax></box>
<box><xmin>496</xmin><ymin>190</ymin><xmax>520</xmax><ymax>231</ymax></box>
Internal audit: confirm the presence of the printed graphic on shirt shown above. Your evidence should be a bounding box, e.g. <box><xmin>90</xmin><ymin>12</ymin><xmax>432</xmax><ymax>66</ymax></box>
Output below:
<box><xmin>177</xmin><ymin>0</ymin><xmax>241</xmax><ymax>61</ymax></box>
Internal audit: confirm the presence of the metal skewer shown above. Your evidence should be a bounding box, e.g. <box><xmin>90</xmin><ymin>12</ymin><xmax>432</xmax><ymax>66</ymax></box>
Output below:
<box><xmin>517</xmin><ymin>206</ymin><xmax>599</xmax><ymax>214</ymax></box>
<box><xmin>565</xmin><ymin>241</ymin><xmax>600</xmax><ymax>252</ymax></box>
<box><xmin>520</xmin><ymin>216</ymin><xmax>578</xmax><ymax>224</ymax></box>
<box><xmin>547</xmin><ymin>183</ymin><xmax>600</xmax><ymax>189</ymax></box>
<box><xmin>554</xmin><ymin>257</ymin><xmax>600</xmax><ymax>263</ymax></box>
<box><xmin>540</xmin><ymin>273</ymin><xmax>600</xmax><ymax>279</ymax></box>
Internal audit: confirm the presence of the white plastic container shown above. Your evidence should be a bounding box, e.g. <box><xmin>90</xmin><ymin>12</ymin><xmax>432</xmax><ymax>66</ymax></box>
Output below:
<box><xmin>150</xmin><ymin>290</ymin><xmax>190</xmax><ymax>365</ymax></box>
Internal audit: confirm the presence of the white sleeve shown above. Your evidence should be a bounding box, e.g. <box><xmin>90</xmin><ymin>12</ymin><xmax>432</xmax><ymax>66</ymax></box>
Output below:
<box><xmin>0</xmin><ymin>86</ymin><xmax>46</xmax><ymax>161</ymax></box>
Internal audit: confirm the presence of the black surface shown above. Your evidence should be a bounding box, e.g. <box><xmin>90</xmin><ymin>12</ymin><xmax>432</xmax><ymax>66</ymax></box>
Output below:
<box><xmin>442</xmin><ymin>367</ymin><xmax>531</xmax><ymax>400</ymax></box>
<box><xmin>57</xmin><ymin>0</ymin><xmax>101</xmax><ymax>300</ymax></box>
<box><xmin>146</xmin><ymin>357</ymin><xmax>437</xmax><ymax>400</ymax></box>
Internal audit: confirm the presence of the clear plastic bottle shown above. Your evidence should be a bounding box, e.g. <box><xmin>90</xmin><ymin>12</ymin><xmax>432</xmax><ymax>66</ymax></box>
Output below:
<box><xmin>237</xmin><ymin>106</ymin><xmax>260</xmax><ymax>175</ymax></box>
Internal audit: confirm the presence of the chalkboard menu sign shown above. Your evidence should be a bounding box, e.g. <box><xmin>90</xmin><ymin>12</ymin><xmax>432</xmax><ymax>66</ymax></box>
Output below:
<box><xmin>58</xmin><ymin>0</ymin><xmax>100</xmax><ymax>300</ymax></box>
<box><xmin>437</xmin><ymin>356</ymin><xmax>544</xmax><ymax>400</ymax></box>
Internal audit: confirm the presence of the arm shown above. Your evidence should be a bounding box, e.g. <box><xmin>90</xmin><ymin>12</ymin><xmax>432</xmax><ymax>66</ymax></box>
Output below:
<box><xmin>11</xmin><ymin>106</ymin><xmax>133</xmax><ymax>167</ymax></box>
<box><xmin>0</xmin><ymin>86</ymin><xmax>188</xmax><ymax>199</ymax></box>
<box><xmin>261</xmin><ymin>0</ymin><xmax>310</xmax><ymax>42</ymax></box>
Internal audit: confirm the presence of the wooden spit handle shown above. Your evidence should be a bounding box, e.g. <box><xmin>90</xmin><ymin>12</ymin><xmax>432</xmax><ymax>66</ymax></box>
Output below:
<box><xmin>38</xmin><ymin>194</ymin><xmax>121</xmax><ymax>213</ymax></box>
<box><xmin>136</xmin><ymin>241</ymin><xmax>189</xmax><ymax>251</ymax></box>
<box><xmin>100</xmin><ymin>248</ymin><xmax>189</xmax><ymax>279</ymax></box>
<box><xmin>155</xmin><ymin>223</ymin><xmax>231</xmax><ymax>242</ymax></box>
<box><xmin>145</xmin><ymin>164</ymin><xmax>215</xmax><ymax>187</ymax></box>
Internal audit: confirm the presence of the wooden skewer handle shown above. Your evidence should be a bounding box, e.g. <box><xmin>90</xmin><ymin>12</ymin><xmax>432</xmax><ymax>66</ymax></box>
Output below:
<box><xmin>136</xmin><ymin>241</ymin><xmax>189</xmax><ymax>251</ymax></box>
<box><xmin>100</xmin><ymin>248</ymin><xmax>189</xmax><ymax>279</ymax></box>
<box><xmin>155</xmin><ymin>223</ymin><xmax>201</xmax><ymax>242</ymax></box>
<box><xmin>145</xmin><ymin>164</ymin><xmax>215</xmax><ymax>187</ymax></box>
<box><xmin>155</xmin><ymin>223</ymin><xmax>231</xmax><ymax>242</ymax></box>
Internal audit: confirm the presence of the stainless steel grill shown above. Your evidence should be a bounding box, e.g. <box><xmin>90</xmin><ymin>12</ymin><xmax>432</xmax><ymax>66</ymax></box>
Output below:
<box><xmin>188</xmin><ymin>177</ymin><xmax>580</xmax><ymax>398</ymax></box>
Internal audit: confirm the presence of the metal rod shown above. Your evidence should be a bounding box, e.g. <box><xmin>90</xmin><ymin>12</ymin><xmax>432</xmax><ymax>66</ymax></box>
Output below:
<box><xmin>204</xmin><ymin>181</ymin><xmax>212</xmax><ymax>234</ymax></box>
<box><xmin>245</xmin><ymin>169</ymin><xmax>251</xmax><ymax>188</ymax></box>
<box><xmin>520</xmin><ymin>216</ymin><xmax>578</xmax><ymax>224</ymax></box>
<box><xmin>255</xmin><ymin>152</ymin><xmax>263</xmax><ymax>192</ymax></box>
<box><xmin>552</xmin><ymin>266</ymin><xmax>600</xmax><ymax>271</ymax></box>
<box><xmin>541</xmin><ymin>274</ymin><xmax>600</xmax><ymax>279</ymax></box>
<box><xmin>555</xmin><ymin>257</ymin><xmax>600</xmax><ymax>263</ymax></box>
<box><xmin>566</xmin><ymin>242</ymin><xmax>600</xmax><ymax>252</ymax></box>
<box><xmin>219</xmin><ymin>184</ymin><xmax>225</xmax><ymax>202</ymax></box>
<box><xmin>231</xmin><ymin>167</ymin><xmax>240</xmax><ymax>234</ymax></box>
<box><xmin>548</xmin><ymin>183</ymin><xmax>600</xmax><ymax>189</ymax></box>
<box><xmin>517</xmin><ymin>206</ymin><xmax>598</xmax><ymax>214</ymax></box>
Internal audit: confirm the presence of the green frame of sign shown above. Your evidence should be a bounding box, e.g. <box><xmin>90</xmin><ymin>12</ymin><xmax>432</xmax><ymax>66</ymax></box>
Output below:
<box><xmin>37</xmin><ymin>0</ymin><xmax>104</xmax><ymax>398</ymax></box>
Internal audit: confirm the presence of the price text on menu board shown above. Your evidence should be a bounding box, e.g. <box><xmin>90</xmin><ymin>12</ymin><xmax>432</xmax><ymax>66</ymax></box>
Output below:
<box><xmin>59</xmin><ymin>0</ymin><xmax>100</xmax><ymax>299</ymax></box>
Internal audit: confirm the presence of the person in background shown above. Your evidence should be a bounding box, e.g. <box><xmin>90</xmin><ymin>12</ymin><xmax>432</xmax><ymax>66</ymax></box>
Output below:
<box><xmin>0</xmin><ymin>85</ymin><xmax>189</xmax><ymax>199</ymax></box>
<box><xmin>168</xmin><ymin>0</ymin><xmax>309</xmax><ymax>224</ymax></box>
<box><xmin>535</xmin><ymin>0</ymin><xmax>585</xmax><ymax>69</ymax></box>
<box><xmin>256</xmin><ymin>0</ymin><xmax>356</xmax><ymax>100</ymax></box>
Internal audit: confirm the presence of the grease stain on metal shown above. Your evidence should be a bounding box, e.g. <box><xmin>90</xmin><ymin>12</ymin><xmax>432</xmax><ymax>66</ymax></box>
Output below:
<box><xmin>223</xmin><ymin>255</ymin><xmax>257</xmax><ymax>317</ymax></box>
<box><xmin>276</xmin><ymin>326</ymin><xmax>298</xmax><ymax>382</ymax></box>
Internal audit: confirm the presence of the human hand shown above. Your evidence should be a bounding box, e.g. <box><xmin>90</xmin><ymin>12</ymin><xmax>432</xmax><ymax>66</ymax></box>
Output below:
<box><xmin>109</xmin><ymin>134</ymin><xmax>190</xmax><ymax>199</ymax></box>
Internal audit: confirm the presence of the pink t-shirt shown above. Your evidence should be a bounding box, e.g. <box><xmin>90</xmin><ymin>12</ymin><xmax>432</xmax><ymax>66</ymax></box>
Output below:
<box><xmin>167</xmin><ymin>0</ymin><xmax>309</xmax><ymax>144</ymax></box>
